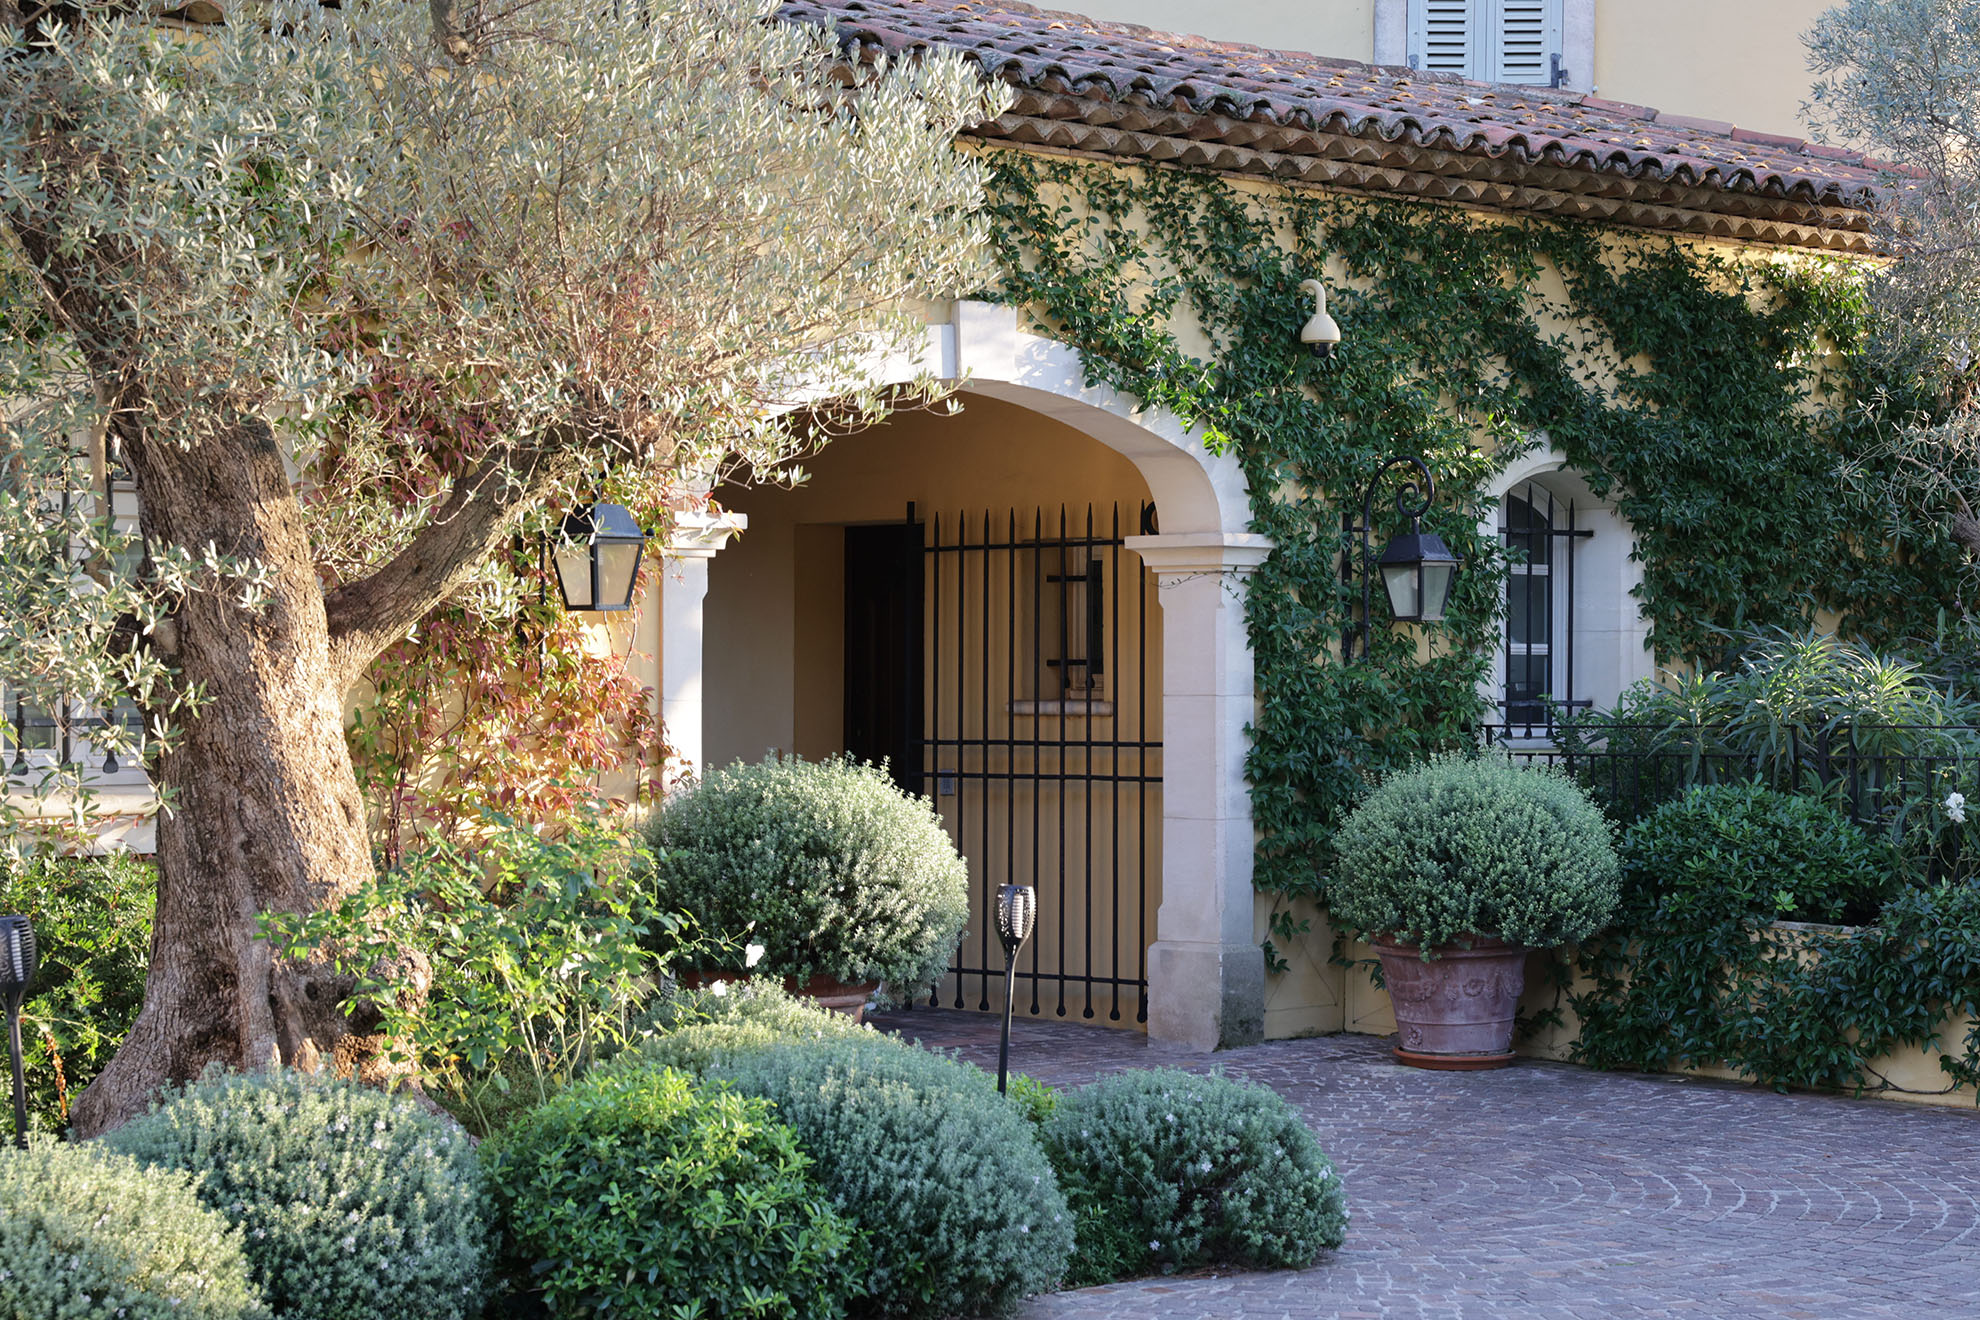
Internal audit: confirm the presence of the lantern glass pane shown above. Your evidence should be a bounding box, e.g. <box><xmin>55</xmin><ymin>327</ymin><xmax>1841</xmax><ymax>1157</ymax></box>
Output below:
<box><xmin>1420</xmin><ymin>562</ymin><xmax>1456</xmax><ymax>623</ymax></box>
<box><xmin>598</xmin><ymin>542</ymin><xmax>643</xmax><ymax>609</ymax></box>
<box><xmin>1382</xmin><ymin>561</ymin><xmax>1421</xmax><ymax>621</ymax></box>
<box><xmin>554</xmin><ymin>542</ymin><xmax>593</xmax><ymax>609</ymax></box>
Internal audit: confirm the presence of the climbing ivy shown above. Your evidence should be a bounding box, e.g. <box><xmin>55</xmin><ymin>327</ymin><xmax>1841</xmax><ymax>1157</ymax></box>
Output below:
<box><xmin>980</xmin><ymin>150</ymin><xmax>1966</xmax><ymax>947</ymax></box>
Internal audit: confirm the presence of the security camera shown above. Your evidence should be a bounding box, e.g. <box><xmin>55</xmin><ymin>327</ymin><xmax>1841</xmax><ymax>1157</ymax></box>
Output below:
<box><xmin>1298</xmin><ymin>278</ymin><xmax>1341</xmax><ymax>360</ymax></box>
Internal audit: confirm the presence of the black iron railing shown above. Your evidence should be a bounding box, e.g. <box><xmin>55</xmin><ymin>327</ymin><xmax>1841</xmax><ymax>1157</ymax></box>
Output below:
<box><xmin>1481</xmin><ymin>715</ymin><xmax>1980</xmax><ymax>847</ymax></box>
<box><xmin>4</xmin><ymin>692</ymin><xmax>145</xmax><ymax>779</ymax></box>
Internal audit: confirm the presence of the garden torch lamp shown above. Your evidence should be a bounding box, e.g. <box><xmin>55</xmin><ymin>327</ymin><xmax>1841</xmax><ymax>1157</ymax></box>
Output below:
<box><xmin>1348</xmin><ymin>456</ymin><xmax>1461</xmax><ymax>662</ymax></box>
<box><xmin>994</xmin><ymin>883</ymin><xmax>1036</xmax><ymax>1095</ymax></box>
<box><xmin>552</xmin><ymin>500</ymin><xmax>647</xmax><ymax>613</ymax></box>
<box><xmin>0</xmin><ymin>914</ymin><xmax>35</xmax><ymax>1149</ymax></box>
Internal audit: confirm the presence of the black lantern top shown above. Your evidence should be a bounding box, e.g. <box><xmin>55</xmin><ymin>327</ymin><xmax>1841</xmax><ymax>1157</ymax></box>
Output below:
<box><xmin>0</xmin><ymin>914</ymin><xmax>35</xmax><ymax>999</ymax></box>
<box><xmin>553</xmin><ymin>501</ymin><xmax>647</xmax><ymax>613</ymax></box>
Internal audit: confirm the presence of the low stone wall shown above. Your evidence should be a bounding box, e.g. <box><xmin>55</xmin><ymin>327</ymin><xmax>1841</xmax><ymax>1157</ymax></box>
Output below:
<box><xmin>1255</xmin><ymin>897</ymin><xmax>1978</xmax><ymax>1108</ymax></box>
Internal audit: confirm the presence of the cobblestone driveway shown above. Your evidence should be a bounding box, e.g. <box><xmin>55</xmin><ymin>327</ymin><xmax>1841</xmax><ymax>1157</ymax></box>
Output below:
<box><xmin>869</xmin><ymin>1008</ymin><xmax>1980</xmax><ymax>1320</ymax></box>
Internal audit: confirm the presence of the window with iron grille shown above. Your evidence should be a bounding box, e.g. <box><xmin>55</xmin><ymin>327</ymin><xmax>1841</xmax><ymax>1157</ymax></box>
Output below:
<box><xmin>1407</xmin><ymin>0</ymin><xmax>1565</xmax><ymax>86</ymax></box>
<box><xmin>1499</xmin><ymin>479</ymin><xmax>1592</xmax><ymax>735</ymax></box>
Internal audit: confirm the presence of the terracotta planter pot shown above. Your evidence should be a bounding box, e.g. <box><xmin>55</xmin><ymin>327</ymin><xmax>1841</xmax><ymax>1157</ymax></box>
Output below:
<box><xmin>677</xmin><ymin>969</ymin><xmax>881</xmax><ymax>1022</ymax></box>
<box><xmin>1370</xmin><ymin>935</ymin><xmax>1530</xmax><ymax>1070</ymax></box>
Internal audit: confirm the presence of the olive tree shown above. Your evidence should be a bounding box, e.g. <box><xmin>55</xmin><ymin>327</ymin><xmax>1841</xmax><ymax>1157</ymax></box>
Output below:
<box><xmin>0</xmin><ymin>0</ymin><xmax>1002</xmax><ymax>1135</ymax></box>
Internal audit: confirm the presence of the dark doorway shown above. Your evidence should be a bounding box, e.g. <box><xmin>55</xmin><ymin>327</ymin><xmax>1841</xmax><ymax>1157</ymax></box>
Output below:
<box><xmin>844</xmin><ymin>521</ymin><xmax>924</xmax><ymax>793</ymax></box>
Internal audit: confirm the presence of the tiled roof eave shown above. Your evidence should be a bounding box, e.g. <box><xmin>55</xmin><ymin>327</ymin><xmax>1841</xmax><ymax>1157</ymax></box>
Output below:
<box><xmin>972</xmin><ymin>95</ymin><xmax>1884</xmax><ymax>255</ymax></box>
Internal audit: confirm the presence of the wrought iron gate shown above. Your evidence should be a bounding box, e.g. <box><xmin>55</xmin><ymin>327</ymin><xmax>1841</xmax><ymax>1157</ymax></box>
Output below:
<box><xmin>916</xmin><ymin>503</ymin><xmax>1161</xmax><ymax>1023</ymax></box>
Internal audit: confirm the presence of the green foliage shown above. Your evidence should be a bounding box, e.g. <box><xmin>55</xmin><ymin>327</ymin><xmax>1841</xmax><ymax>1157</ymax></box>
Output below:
<box><xmin>626</xmin><ymin>981</ymin><xmax>878</xmax><ymax>1076</ymax></box>
<box><xmin>263</xmin><ymin>814</ymin><xmax>693</xmax><ymax>1136</ymax></box>
<box><xmin>1005</xmin><ymin>1071</ymin><xmax>1059</xmax><ymax>1125</ymax></box>
<box><xmin>101</xmin><ymin>1068</ymin><xmax>492</xmax><ymax>1320</ymax></box>
<box><xmin>1565</xmin><ymin>881</ymin><xmax>1980</xmax><ymax>1097</ymax></box>
<box><xmin>486</xmin><ymin>1064</ymin><xmax>860</xmax><ymax>1320</ymax></box>
<box><xmin>1620</xmin><ymin>783</ymin><xmax>1898</xmax><ymax>927</ymax></box>
<box><xmin>1039</xmin><ymin>1068</ymin><xmax>1348</xmax><ymax>1287</ymax></box>
<box><xmin>981</xmin><ymin>156</ymin><xmax>1955</xmax><ymax>954</ymax></box>
<box><xmin>1330</xmin><ymin>754</ymin><xmax>1619</xmax><ymax>949</ymax></box>
<box><xmin>640</xmin><ymin>756</ymin><xmax>969</xmax><ymax>998</ymax></box>
<box><xmin>0</xmin><ymin>1139</ymin><xmax>266</xmax><ymax>1320</ymax></box>
<box><xmin>0</xmin><ymin>848</ymin><xmax>152</xmax><ymax>1133</ymax></box>
<box><xmin>708</xmin><ymin>1034</ymin><xmax>1073</xmax><ymax>1319</ymax></box>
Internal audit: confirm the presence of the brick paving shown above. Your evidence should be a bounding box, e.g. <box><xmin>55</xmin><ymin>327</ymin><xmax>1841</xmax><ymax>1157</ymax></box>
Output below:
<box><xmin>869</xmin><ymin>1007</ymin><xmax>1980</xmax><ymax>1320</ymax></box>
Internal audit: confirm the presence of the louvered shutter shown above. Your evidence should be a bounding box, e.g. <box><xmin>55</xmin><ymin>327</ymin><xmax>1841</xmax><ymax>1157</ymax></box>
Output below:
<box><xmin>1491</xmin><ymin>0</ymin><xmax>1561</xmax><ymax>84</ymax></box>
<box><xmin>1408</xmin><ymin>0</ymin><xmax>1473</xmax><ymax>75</ymax></box>
<box><xmin>1407</xmin><ymin>0</ymin><xmax>1562</xmax><ymax>85</ymax></box>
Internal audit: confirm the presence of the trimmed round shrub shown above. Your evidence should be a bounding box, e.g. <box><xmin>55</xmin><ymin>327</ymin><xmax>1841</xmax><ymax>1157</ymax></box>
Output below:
<box><xmin>486</xmin><ymin>1065</ymin><xmax>860</xmax><ymax>1320</ymax></box>
<box><xmin>709</xmin><ymin>1033</ymin><xmax>1073</xmax><ymax>1319</ymax></box>
<box><xmin>629</xmin><ymin>981</ymin><xmax>877</xmax><ymax>1075</ymax></box>
<box><xmin>0</xmin><ymin>1139</ymin><xmax>265</xmax><ymax>1320</ymax></box>
<box><xmin>100</xmin><ymin>1068</ymin><xmax>490</xmax><ymax>1320</ymax></box>
<box><xmin>1040</xmin><ymin>1068</ymin><xmax>1347</xmax><ymax>1286</ymax></box>
<box><xmin>640</xmin><ymin>755</ymin><xmax>968</xmax><ymax>996</ymax></box>
<box><xmin>1331</xmin><ymin>753</ymin><xmax>1619</xmax><ymax>948</ymax></box>
<box><xmin>1620</xmin><ymin>782</ymin><xmax>1897</xmax><ymax>926</ymax></box>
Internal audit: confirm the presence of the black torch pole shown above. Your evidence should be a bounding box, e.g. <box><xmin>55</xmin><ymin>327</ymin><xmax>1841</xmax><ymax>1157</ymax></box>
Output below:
<box><xmin>995</xmin><ymin>884</ymin><xmax>1035</xmax><ymax>1096</ymax></box>
<box><xmin>0</xmin><ymin>915</ymin><xmax>34</xmax><ymax>1150</ymax></box>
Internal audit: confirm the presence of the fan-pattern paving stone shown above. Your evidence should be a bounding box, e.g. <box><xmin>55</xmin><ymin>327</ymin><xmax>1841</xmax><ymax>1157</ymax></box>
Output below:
<box><xmin>869</xmin><ymin>1008</ymin><xmax>1980</xmax><ymax>1319</ymax></box>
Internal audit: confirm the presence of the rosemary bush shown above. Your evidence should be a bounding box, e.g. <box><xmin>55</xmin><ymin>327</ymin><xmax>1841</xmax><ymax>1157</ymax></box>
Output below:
<box><xmin>101</xmin><ymin>1069</ymin><xmax>491</xmax><ymax>1320</ymax></box>
<box><xmin>1331</xmin><ymin>754</ymin><xmax>1619</xmax><ymax>949</ymax></box>
<box><xmin>640</xmin><ymin>755</ymin><xmax>968</xmax><ymax>998</ymax></box>
<box><xmin>708</xmin><ymin>1033</ymin><xmax>1073</xmax><ymax>1319</ymax></box>
<box><xmin>627</xmin><ymin>980</ymin><xmax>876</xmax><ymax>1075</ymax></box>
<box><xmin>0</xmin><ymin>1139</ymin><xmax>265</xmax><ymax>1320</ymax></box>
<box><xmin>486</xmin><ymin>1064</ymin><xmax>860</xmax><ymax>1320</ymax></box>
<box><xmin>1040</xmin><ymin>1068</ymin><xmax>1347</xmax><ymax>1286</ymax></box>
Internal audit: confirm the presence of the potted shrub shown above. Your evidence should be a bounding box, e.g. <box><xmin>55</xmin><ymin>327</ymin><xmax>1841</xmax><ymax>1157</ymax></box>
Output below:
<box><xmin>1331</xmin><ymin>754</ymin><xmax>1619</xmax><ymax>1069</ymax></box>
<box><xmin>640</xmin><ymin>755</ymin><xmax>969</xmax><ymax>1015</ymax></box>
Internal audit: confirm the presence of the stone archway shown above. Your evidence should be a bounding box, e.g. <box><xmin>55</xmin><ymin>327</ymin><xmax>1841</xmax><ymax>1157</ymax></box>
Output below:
<box><xmin>666</xmin><ymin>299</ymin><xmax>1273</xmax><ymax>1050</ymax></box>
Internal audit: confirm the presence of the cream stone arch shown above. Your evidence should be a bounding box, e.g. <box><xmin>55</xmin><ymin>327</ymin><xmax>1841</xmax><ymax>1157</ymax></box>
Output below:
<box><xmin>661</xmin><ymin>298</ymin><xmax>1274</xmax><ymax>1050</ymax></box>
<box><xmin>1481</xmin><ymin>442</ymin><xmax>1653</xmax><ymax>734</ymax></box>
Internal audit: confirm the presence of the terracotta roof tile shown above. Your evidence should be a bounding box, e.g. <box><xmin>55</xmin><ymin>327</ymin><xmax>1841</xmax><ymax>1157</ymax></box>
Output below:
<box><xmin>779</xmin><ymin>0</ymin><xmax>1901</xmax><ymax>214</ymax></box>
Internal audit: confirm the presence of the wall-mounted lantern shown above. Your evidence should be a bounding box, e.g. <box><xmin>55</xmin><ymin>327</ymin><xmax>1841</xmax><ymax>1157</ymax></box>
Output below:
<box><xmin>1297</xmin><ymin>278</ymin><xmax>1342</xmax><ymax>359</ymax></box>
<box><xmin>552</xmin><ymin>501</ymin><xmax>647</xmax><ymax>613</ymax></box>
<box><xmin>1348</xmin><ymin>456</ymin><xmax>1462</xmax><ymax>662</ymax></box>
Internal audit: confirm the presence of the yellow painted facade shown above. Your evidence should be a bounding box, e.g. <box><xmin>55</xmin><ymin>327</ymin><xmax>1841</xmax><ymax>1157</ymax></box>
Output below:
<box><xmin>1059</xmin><ymin>0</ymin><xmax>1835</xmax><ymax>138</ymax></box>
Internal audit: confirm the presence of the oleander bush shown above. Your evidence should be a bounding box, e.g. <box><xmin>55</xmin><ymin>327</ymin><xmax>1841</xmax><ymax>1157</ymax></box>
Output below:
<box><xmin>1040</xmin><ymin>1068</ymin><xmax>1348</xmax><ymax>1287</ymax></box>
<box><xmin>640</xmin><ymin>755</ymin><xmax>968</xmax><ymax>999</ymax></box>
<box><xmin>486</xmin><ymin>1064</ymin><xmax>861</xmax><ymax>1320</ymax></box>
<box><xmin>101</xmin><ymin>1068</ymin><xmax>491</xmax><ymax>1320</ymax></box>
<box><xmin>1619</xmin><ymin>782</ymin><xmax>1898</xmax><ymax>927</ymax></box>
<box><xmin>1331</xmin><ymin>753</ymin><xmax>1619</xmax><ymax>950</ymax></box>
<box><xmin>0</xmin><ymin>848</ymin><xmax>153</xmax><ymax>1133</ymax></box>
<box><xmin>708</xmin><ymin>1033</ymin><xmax>1073</xmax><ymax>1319</ymax></box>
<box><xmin>0</xmin><ymin>1139</ymin><xmax>266</xmax><ymax>1320</ymax></box>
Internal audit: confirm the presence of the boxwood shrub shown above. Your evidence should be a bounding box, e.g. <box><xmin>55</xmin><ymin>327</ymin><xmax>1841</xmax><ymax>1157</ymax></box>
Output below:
<box><xmin>639</xmin><ymin>755</ymin><xmax>968</xmax><ymax>997</ymax></box>
<box><xmin>101</xmin><ymin>1068</ymin><xmax>490</xmax><ymax>1320</ymax></box>
<box><xmin>0</xmin><ymin>1139</ymin><xmax>265</xmax><ymax>1320</ymax></box>
<box><xmin>486</xmin><ymin>1064</ymin><xmax>860</xmax><ymax>1320</ymax></box>
<box><xmin>1040</xmin><ymin>1068</ymin><xmax>1348</xmax><ymax>1286</ymax></box>
<box><xmin>708</xmin><ymin>1033</ymin><xmax>1073</xmax><ymax>1318</ymax></box>
<box><xmin>1331</xmin><ymin>753</ymin><xmax>1619</xmax><ymax>949</ymax></box>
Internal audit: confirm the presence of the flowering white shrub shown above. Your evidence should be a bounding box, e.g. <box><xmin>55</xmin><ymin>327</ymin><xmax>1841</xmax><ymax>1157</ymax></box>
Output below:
<box><xmin>1039</xmin><ymin>1068</ymin><xmax>1348</xmax><ymax>1286</ymax></box>
<box><xmin>100</xmin><ymin>1069</ymin><xmax>491</xmax><ymax>1320</ymax></box>
<box><xmin>709</xmin><ymin>1033</ymin><xmax>1072</xmax><ymax>1318</ymax></box>
<box><xmin>0</xmin><ymin>1139</ymin><xmax>265</xmax><ymax>1320</ymax></box>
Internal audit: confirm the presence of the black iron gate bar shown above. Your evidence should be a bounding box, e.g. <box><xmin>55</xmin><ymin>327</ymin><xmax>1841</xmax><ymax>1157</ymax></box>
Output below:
<box><xmin>918</xmin><ymin>502</ymin><xmax>1160</xmax><ymax>1023</ymax></box>
<box><xmin>1496</xmin><ymin>490</ymin><xmax>1594</xmax><ymax>737</ymax></box>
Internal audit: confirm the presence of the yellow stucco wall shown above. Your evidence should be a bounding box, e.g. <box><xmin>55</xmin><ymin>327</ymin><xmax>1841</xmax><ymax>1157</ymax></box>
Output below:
<box><xmin>1056</xmin><ymin>0</ymin><xmax>1834</xmax><ymax>137</ymax></box>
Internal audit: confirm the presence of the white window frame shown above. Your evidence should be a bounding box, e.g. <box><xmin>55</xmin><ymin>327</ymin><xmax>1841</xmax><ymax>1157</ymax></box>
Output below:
<box><xmin>1375</xmin><ymin>0</ymin><xmax>1593</xmax><ymax>91</ymax></box>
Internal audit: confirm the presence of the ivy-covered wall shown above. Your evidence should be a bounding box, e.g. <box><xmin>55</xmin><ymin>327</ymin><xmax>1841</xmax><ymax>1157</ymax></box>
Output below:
<box><xmin>980</xmin><ymin>149</ymin><xmax>1960</xmax><ymax>974</ymax></box>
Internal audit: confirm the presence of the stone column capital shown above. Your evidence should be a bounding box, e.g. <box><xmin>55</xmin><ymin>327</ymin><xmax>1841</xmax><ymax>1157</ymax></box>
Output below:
<box><xmin>1123</xmin><ymin>532</ymin><xmax>1274</xmax><ymax>578</ymax></box>
<box><xmin>665</xmin><ymin>511</ymin><xmax>748</xmax><ymax>561</ymax></box>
